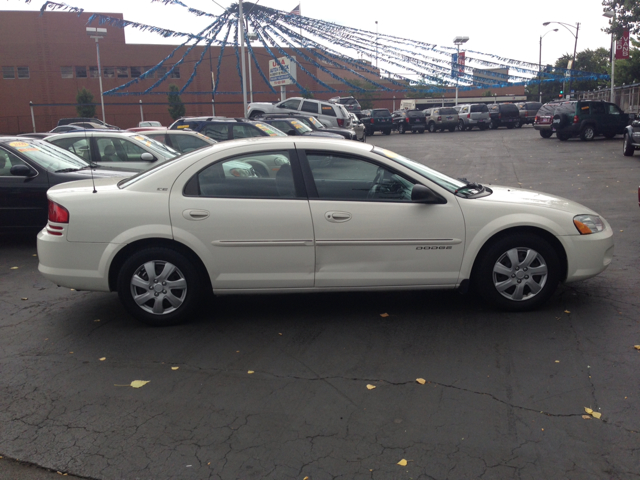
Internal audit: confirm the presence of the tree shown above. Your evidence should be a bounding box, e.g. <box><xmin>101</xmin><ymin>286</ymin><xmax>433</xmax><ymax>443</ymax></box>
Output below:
<box><xmin>602</xmin><ymin>0</ymin><xmax>640</xmax><ymax>36</ymax></box>
<box><xmin>554</xmin><ymin>48</ymin><xmax>611</xmax><ymax>95</ymax></box>
<box><xmin>301</xmin><ymin>89</ymin><xmax>314</xmax><ymax>99</ymax></box>
<box><xmin>167</xmin><ymin>84</ymin><xmax>186</xmax><ymax>120</ymax></box>
<box><xmin>75</xmin><ymin>87</ymin><xmax>96</xmax><ymax>118</ymax></box>
<box><xmin>347</xmin><ymin>79</ymin><xmax>379</xmax><ymax>109</ymax></box>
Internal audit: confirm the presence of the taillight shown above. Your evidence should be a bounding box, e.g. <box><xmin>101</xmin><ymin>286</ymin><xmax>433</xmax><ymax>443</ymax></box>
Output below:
<box><xmin>337</xmin><ymin>118</ymin><xmax>344</xmax><ymax>127</ymax></box>
<box><xmin>498</xmin><ymin>113</ymin><xmax>502</xmax><ymax>119</ymax></box>
<box><xmin>437</xmin><ymin>116</ymin><xmax>442</xmax><ymax>121</ymax></box>
<box><xmin>48</xmin><ymin>200</ymin><xmax>69</xmax><ymax>224</ymax></box>
<box><xmin>535</xmin><ymin>116</ymin><xmax>539</xmax><ymax>123</ymax></box>
<box><xmin>405</xmin><ymin>117</ymin><xmax>409</xmax><ymax>123</ymax></box>
<box><xmin>573</xmin><ymin>115</ymin><xmax>579</xmax><ymax>123</ymax></box>
<box><xmin>370</xmin><ymin>118</ymin><xmax>374</xmax><ymax>124</ymax></box>
<box><xmin>467</xmin><ymin>113</ymin><xmax>470</xmax><ymax>118</ymax></box>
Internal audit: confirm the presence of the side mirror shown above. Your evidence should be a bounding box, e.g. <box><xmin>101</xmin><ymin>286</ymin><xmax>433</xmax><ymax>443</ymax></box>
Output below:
<box><xmin>140</xmin><ymin>152</ymin><xmax>156</xmax><ymax>161</ymax></box>
<box><xmin>10</xmin><ymin>165</ymin><xmax>36</xmax><ymax>177</ymax></box>
<box><xmin>411</xmin><ymin>184</ymin><xmax>445</xmax><ymax>204</ymax></box>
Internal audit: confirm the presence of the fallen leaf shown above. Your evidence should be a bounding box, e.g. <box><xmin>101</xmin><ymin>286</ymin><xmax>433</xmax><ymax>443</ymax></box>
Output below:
<box><xmin>564</xmin><ymin>310</ymin><xmax>571</xmax><ymax>314</ymax></box>
<box><xmin>21</xmin><ymin>298</ymin><xmax>28</xmax><ymax>301</ymax></box>
<box><xmin>416</xmin><ymin>378</ymin><xmax>426</xmax><ymax>385</ymax></box>
<box><xmin>10</xmin><ymin>267</ymin><xmax>18</xmax><ymax>270</ymax></box>
<box><xmin>582</xmin><ymin>415</ymin><xmax>591</xmax><ymax>420</ymax></box>
<box><xmin>366</xmin><ymin>384</ymin><xmax>376</xmax><ymax>390</ymax></box>
<box><xmin>380</xmin><ymin>313</ymin><xmax>389</xmax><ymax>317</ymax></box>
<box><xmin>634</xmin><ymin>345</ymin><xmax>640</xmax><ymax>350</ymax></box>
<box><xmin>397</xmin><ymin>459</ymin><xmax>407</xmax><ymax>466</ymax></box>
<box><xmin>70</xmin><ymin>289</ymin><xmax>75</xmax><ymax>291</ymax></box>
<box><xmin>555</xmin><ymin>360</ymin><xmax>560</xmax><ymax>363</ymax></box>
<box><xmin>33</xmin><ymin>254</ymin><xmax>37</xmax><ymax>257</ymax></box>
<box><xmin>592</xmin><ymin>412</ymin><xmax>602</xmax><ymax>419</ymax></box>
<box><xmin>303</xmin><ymin>477</ymin><xmax>309</xmax><ymax>480</ymax></box>
<box><xmin>247</xmin><ymin>370</ymin><xmax>254</xmax><ymax>374</ymax></box>
<box><xmin>278</xmin><ymin>333</ymin><xmax>283</xmax><ymax>336</ymax></box>
<box><xmin>69</xmin><ymin>352</ymin><xmax>73</xmax><ymax>354</ymax></box>
<box><xmin>99</xmin><ymin>357</ymin><xmax>106</xmax><ymax>361</ymax></box>
<box><xmin>94</xmin><ymin>319</ymin><xmax>100</xmax><ymax>322</ymax></box>
<box><xmin>115</xmin><ymin>380</ymin><xmax>150</xmax><ymax>388</ymax></box>
<box><xmin>171</xmin><ymin>366</ymin><xmax>179</xmax><ymax>370</ymax></box>
<box><xmin>584</xmin><ymin>407</ymin><xmax>593</xmax><ymax>415</ymax></box>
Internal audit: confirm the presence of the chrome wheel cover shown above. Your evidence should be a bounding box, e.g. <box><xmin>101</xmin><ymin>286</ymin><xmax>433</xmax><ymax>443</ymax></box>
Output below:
<box><xmin>492</xmin><ymin>247</ymin><xmax>548</xmax><ymax>302</ymax></box>
<box><xmin>130</xmin><ymin>260</ymin><xmax>188</xmax><ymax>315</ymax></box>
<box><xmin>584</xmin><ymin>127</ymin><xmax>594</xmax><ymax>140</ymax></box>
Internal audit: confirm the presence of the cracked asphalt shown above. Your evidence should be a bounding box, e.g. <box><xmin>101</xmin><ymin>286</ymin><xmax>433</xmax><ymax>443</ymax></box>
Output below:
<box><xmin>1</xmin><ymin>126</ymin><xmax>639</xmax><ymax>479</ymax></box>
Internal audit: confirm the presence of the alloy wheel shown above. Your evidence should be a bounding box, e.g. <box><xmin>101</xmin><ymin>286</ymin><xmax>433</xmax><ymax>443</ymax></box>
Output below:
<box><xmin>492</xmin><ymin>247</ymin><xmax>548</xmax><ymax>302</ymax></box>
<box><xmin>130</xmin><ymin>260</ymin><xmax>188</xmax><ymax>315</ymax></box>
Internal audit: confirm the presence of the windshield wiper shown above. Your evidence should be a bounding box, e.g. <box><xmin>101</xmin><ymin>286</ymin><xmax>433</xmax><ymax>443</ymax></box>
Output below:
<box><xmin>454</xmin><ymin>182</ymin><xmax>484</xmax><ymax>195</ymax></box>
<box><xmin>78</xmin><ymin>162</ymin><xmax>100</xmax><ymax>170</ymax></box>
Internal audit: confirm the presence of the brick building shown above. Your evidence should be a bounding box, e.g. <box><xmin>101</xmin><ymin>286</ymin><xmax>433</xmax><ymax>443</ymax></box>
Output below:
<box><xmin>0</xmin><ymin>11</ymin><xmax>525</xmax><ymax>134</ymax></box>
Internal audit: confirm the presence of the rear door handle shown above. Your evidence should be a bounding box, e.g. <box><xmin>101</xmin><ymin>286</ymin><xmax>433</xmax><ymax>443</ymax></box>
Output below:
<box><xmin>183</xmin><ymin>209</ymin><xmax>210</xmax><ymax>220</ymax></box>
<box><xmin>325</xmin><ymin>211</ymin><xmax>352</xmax><ymax>223</ymax></box>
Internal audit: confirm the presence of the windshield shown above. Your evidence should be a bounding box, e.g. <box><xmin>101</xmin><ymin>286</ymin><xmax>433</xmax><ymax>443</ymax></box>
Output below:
<box><xmin>130</xmin><ymin>134</ymin><xmax>180</xmax><ymax>158</ymax></box>
<box><xmin>305</xmin><ymin>116</ymin><xmax>325</xmax><ymax>129</ymax></box>
<box><xmin>290</xmin><ymin>120</ymin><xmax>313</xmax><ymax>133</ymax></box>
<box><xmin>372</xmin><ymin>109</ymin><xmax>391</xmax><ymax>117</ymax></box>
<box><xmin>372</xmin><ymin>146</ymin><xmax>465</xmax><ymax>193</ymax></box>
<box><xmin>5</xmin><ymin>140</ymin><xmax>89</xmax><ymax>170</ymax></box>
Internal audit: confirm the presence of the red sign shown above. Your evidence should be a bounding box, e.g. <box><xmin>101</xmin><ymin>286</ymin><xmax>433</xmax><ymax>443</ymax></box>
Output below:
<box><xmin>616</xmin><ymin>30</ymin><xmax>630</xmax><ymax>60</ymax></box>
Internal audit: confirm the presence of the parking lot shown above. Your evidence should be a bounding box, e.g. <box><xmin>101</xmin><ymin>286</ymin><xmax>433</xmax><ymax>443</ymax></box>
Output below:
<box><xmin>1</xmin><ymin>126</ymin><xmax>639</xmax><ymax>479</ymax></box>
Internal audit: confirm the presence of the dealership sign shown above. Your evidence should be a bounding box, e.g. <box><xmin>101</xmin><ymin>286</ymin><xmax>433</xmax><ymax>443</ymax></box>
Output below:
<box><xmin>269</xmin><ymin>56</ymin><xmax>297</xmax><ymax>86</ymax></box>
<box><xmin>616</xmin><ymin>30</ymin><xmax>630</xmax><ymax>60</ymax></box>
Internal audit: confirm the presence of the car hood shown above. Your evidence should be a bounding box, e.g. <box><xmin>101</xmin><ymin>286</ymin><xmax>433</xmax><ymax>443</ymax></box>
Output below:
<box><xmin>478</xmin><ymin>185</ymin><xmax>597</xmax><ymax>214</ymax></box>
<box><xmin>53</xmin><ymin>168</ymin><xmax>133</xmax><ymax>179</ymax></box>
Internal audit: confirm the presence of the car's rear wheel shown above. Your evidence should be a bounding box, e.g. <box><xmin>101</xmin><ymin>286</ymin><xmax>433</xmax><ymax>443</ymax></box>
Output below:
<box><xmin>448</xmin><ymin>127</ymin><xmax>456</xmax><ymax>132</ymax></box>
<box><xmin>479</xmin><ymin>125</ymin><xmax>488</xmax><ymax>131</ymax></box>
<box><xmin>248</xmin><ymin>110</ymin><xmax>263</xmax><ymax>120</ymax></box>
<box><xmin>117</xmin><ymin>247</ymin><xmax>202</xmax><ymax>326</ymax></box>
<box><xmin>428</xmin><ymin>122</ymin><xmax>436</xmax><ymax>133</ymax></box>
<box><xmin>473</xmin><ymin>233</ymin><xmax>560</xmax><ymax>311</ymax></box>
<box><xmin>623</xmin><ymin>132</ymin><xmax>635</xmax><ymax>156</ymax></box>
<box><xmin>398</xmin><ymin>124</ymin><xmax>406</xmax><ymax>134</ymax></box>
<box><xmin>580</xmin><ymin>124</ymin><xmax>595</xmax><ymax>141</ymax></box>
<box><xmin>458</xmin><ymin>120</ymin><xmax>466</xmax><ymax>131</ymax></box>
<box><xmin>539</xmin><ymin>130</ymin><xmax>553</xmax><ymax>139</ymax></box>
<box><xmin>515</xmin><ymin>120</ymin><xmax>522</xmax><ymax>128</ymax></box>
<box><xmin>506</xmin><ymin>124</ymin><xmax>515</xmax><ymax>129</ymax></box>
<box><xmin>489</xmin><ymin>121</ymin><xmax>497</xmax><ymax>130</ymax></box>
<box><xmin>557</xmin><ymin>132</ymin><xmax>570</xmax><ymax>141</ymax></box>
<box><xmin>418</xmin><ymin>129</ymin><xmax>425</xmax><ymax>134</ymax></box>
<box><xmin>383</xmin><ymin>128</ymin><xmax>391</xmax><ymax>135</ymax></box>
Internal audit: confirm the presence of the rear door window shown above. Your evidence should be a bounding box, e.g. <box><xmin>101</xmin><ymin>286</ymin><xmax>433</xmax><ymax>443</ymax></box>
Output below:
<box><xmin>321</xmin><ymin>104</ymin><xmax>337</xmax><ymax>117</ymax></box>
<box><xmin>203</xmin><ymin>124</ymin><xmax>229</xmax><ymax>142</ymax></box>
<box><xmin>232</xmin><ymin>125</ymin><xmax>264</xmax><ymax>139</ymax></box>
<box><xmin>301</xmin><ymin>101</ymin><xmax>319</xmax><ymax>113</ymax></box>
<box><xmin>170</xmin><ymin>134</ymin><xmax>211</xmax><ymax>153</ymax></box>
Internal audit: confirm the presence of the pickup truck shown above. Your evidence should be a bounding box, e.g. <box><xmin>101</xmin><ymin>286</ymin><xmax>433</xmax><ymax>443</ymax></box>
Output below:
<box><xmin>360</xmin><ymin>108</ymin><xmax>393</xmax><ymax>135</ymax></box>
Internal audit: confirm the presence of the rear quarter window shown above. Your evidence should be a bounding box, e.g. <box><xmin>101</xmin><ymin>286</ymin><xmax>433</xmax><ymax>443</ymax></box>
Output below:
<box><xmin>439</xmin><ymin>108</ymin><xmax>458</xmax><ymax>115</ymax></box>
<box><xmin>470</xmin><ymin>105</ymin><xmax>488</xmax><ymax>113</ymax></box>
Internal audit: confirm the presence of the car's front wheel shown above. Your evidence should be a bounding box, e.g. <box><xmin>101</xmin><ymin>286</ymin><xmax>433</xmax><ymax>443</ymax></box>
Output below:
<box><xmin>117</xmin><ymin>247</ymin><xmax>203</xmax><ymax>326</ymax></box>
<box><xmin>398</xmin><ymin>124</ymin><xmax>406</xmax><ymax>134</ymax></box>
<box><xmin>383</xmin><ymin>128</ymin><xmax>391</xmax><ymax>135</ymax></box>
<box><xmin>473</xmin><ymin>233</ymin><xmax>560</xmax><ymax>311</ymax></box>
<box><xmin>539</xmin><ymin>129</ymin><xmax>553</xmax><ymax>139</ymax></box>
<box><xmin>580</xmin><ymin>124</ymin><xmax>595</xmax><ymax>141</ymax></box>
<box><xmin>623</xmin><ymin>132</ymin><xmax>635</xmax><ymax>156</ymax></box>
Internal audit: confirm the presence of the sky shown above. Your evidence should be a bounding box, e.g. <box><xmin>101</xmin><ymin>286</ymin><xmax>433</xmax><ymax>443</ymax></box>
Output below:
<box><xmin>4</xmin><ymin>0</ymin><xmax>617</xmax><ymax>75</ymax></box>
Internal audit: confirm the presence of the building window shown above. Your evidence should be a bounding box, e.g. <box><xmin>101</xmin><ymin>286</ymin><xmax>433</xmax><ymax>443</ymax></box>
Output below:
<box><xmin>3</xmin><ymin>66</ymin><xmax>15</xmax><ymax>79</ymax></box>
<box><xmin>103</xmin><ymin>67</ymin><xmax>115</xmax><ymax>78</ymax></box>
<box><xmin>143</xmin><ymin>66</ymin><xmax>154</xmax><ymax>78</ymax></box>
<box><xmin>89</xmin><ymin>66</ymin><xmax>99</xmax><ymax>78</ymax></box>
<box><xmin>117</xmin><ymin>67</ymin><xmax>129</xmax><ymax>78</ymax></box>
<box><xmin>170</xmin><ymin>67</ymin><xmax>180</xmax><ymax>79</ymax></box>
<box><xmin>75</xmin><ymin>66</ymin><xmax>87</xmax><ymax>78</ymax></box>
<box><xmin>156</xmin><ymin>66</ymin><xmax>168</xmax><ymax>77</ymax></box>
<box><xmin>130</xmin><ymin>66</ymin><xmax>142</xmax><ymax>78</ymax></box>
<box><xmin>61</xmin><ymin>66</ymin><xmax>73</xmax><ymax>78</ymax></box>
<box><xmin>17</xmin><ymin>67</ymin><xmax>29</xmax><ymax>79</ymax></box>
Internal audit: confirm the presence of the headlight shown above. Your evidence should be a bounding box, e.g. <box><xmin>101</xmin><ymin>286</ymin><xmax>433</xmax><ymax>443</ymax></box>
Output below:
<box><xmin>573</xmin><ymin>214</ymin><xmax>605</xmax><ymax>235</ymax></box>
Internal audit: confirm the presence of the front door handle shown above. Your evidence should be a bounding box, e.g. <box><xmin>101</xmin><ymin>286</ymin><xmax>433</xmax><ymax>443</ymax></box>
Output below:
<box><xmin>325</xmin><ymin>211</ymin><xmax>352</xmax><ymax>223</ymax></box>
<box><xmin>183</xmin><ymin>209</ymin><xmax>210</xmax><ymax>220</ymax></box>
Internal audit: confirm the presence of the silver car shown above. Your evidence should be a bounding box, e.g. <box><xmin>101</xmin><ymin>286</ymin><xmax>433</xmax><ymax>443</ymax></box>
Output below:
<box><xmin>46</xmin><ymin>131</ymin><xmax>180</xmax><ymax>172</ymax></box>
<box><xmin>455</xmin><ymin>104</ymin><xmax>491</xmax><ymax>131</ymax></box>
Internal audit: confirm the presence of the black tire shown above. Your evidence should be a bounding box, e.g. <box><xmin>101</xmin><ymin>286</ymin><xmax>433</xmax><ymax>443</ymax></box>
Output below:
<box><xmin>489</xmin><ymin>120</ymin><xmax>497</xmax><ymax>130</ymax></box>
<box><xmin>361</xmin><ymin>131</ymin><xmax>367</xmax><ymax>142</ymax></box>
<box><xmin>580</xmin><ymin>124</ymin><xmax>595</xmax><ymax>141</ymax></box>
<box><xmin>428</xmin><ymin>122</ymin><xmax>436</xmax><ymax>133</ymax></box>
<box><xmin>448</xmin><ymin>127</ymin><xmax>456</xmax><ymax>132</ymax></box>
<box><xmin>398</xmin><ymin>124</ymin><xmax>406</xmax><ymax>134</ymax></box>
<box><xmin>557</xmin><ymin>132</ymin><xmax>570</xmax><ymax>141</ymax></box>
<box><xmin>623</xmin><ymin>132</ymin><xmax>635</xmax><ymax>156</ymax></box>
<box><xmin>472</xmin><ymin>233</ymin><xmax>561</xmax><ymax>311</ymax></box>
<box><xmin>506</xmin><ymin>124</ymin><xmax>515</xmax><ymax>129</ymax></box>
<box><xmin>479</xmin><ymin>125</ymin><xmax>488</xmax><ymax>131</ymax></box>
<box><xmin>248</xmin><ymin>110</ymin><xmax>263</xmax><ymax>120</ymax></box>
<box><xmin>515</xmin><ymin>120</ymin><xmax>523</xmax><ymax>128</ymax></box>
<box><xmin>539</xmin><ymin>130</ymin><xmax>553</xmax><ymax>139</ymax></box>
<box><xmin>383</xmin><ymin>128</ymin><xmax>391</xmax><ymax>135</ymax></box>
<box><xmin>117</xmin><ymin>247</ymin><xmax>203</xmax><ymax>326</ymax></box>
<box><xmin>418</xmin><ymin>129</ymin><xmax>425</xmax><ymax>134</ymax></box>
<box><xmin>366</xmin><ymin>127</ymin><xmax>374</xmax><ymax>136</ymax></box>
<box><xmin>458</xmin><ymin>120</ymin><xmax>466</xmax><ymax>131</ymax></box>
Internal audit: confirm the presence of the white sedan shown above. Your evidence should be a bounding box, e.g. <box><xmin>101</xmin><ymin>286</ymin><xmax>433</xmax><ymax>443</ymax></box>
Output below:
<box><xmin>37</xmin><ymin>137</ymin><xmax>614</xmax><ymax>326</ymax></box>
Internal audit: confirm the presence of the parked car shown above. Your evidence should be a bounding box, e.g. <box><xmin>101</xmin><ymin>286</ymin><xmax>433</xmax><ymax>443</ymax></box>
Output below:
<box><xmin>392</xmin><ymin>109</ymin><xmax>426</xmax><ymax>134</ymax></box>
<box><xmin>247</xmin><ymin>97</ymin><xmax>352</xmax><ymax>128</ymax></box>
<box><xmin>425</xmin><ymin>107</ymin><xmax>459</xmax><ymax>133</ymax></box>
<box><xmin>0</xmin><ymin>137</ymin><xmax>130</xmax><ymax>231</ymax></box>
<box><xmin>138</xmin><ymin>121</ymin><xmax>163</xmax><ymax>128</ymax></box>
<box><xmin>487</xmin><ymin>103</ymin><xmax>520</xmax><ymax>129</ymax></box>
<box><xmin>360</xmin><ymin>108</ymin><xmax>393</xmax><ymax>135</ymax></box>
<box><xmin>553</xmin><ymin>100</ymin><xmax>632</xmax><ymax>141</ymax></box>
<box><xmin>254</xmin><ymin>113</ymin><xmax>359</xmax><ymax>140</ymax></box>
<box><xmin>50</xmin><ymin>125</ymin><xmax>87</xmax><ymax>134</ymax></box>
<box><xmin>516</xmin><ymin>102</ymin><xmax>542</xmax><ymax>127</ymax></box>
<box><xmin>454</xmin><ymin>104</ymin><xmax>490</xmax><ymax>131</ymax></box>
<box><xmin>169</xmin><ymin>117</ymin><xmax>288</xmax><ymax>142</ymax></box>
<box><xmin>137</xmin><ymin>128</ymin><xmax>217</xmax><ymax>154</ymax></box>
<box><xmin>622</xmin><ymin>119</ymin><xmax>640</xmax><ymax>156</ymax></box>
<box><xmin>253</xmin><ymin>116</ymin><xmax>344</xmax><ymax>139</ymax></box>
<box><xmin>348</xmin><ymin>113</ymin><xmax>367</xmax><ymax>142</ymax></box>
<box><xmin>534</xmin><ymin>101</ymin><xmax>564</xmax><ymax>138</ymax></box>
<box><xmin>328</xmin><ymin>96</ymin><xmax>362</xmax><ymax>114</ymax></box>
<box><xmin>57</xmin><ymin>117</ymin><xmax>119</xmax><ymax>129</ymax></box>
<box><xmin>46</xmin><ymin>131</ymin><xmax>181</xmax><ymax>172</ymax></box>
<box><xmin>37</xmin><ymin>137</ymin><xmax>614</xmax><ymax>326</ymax></box>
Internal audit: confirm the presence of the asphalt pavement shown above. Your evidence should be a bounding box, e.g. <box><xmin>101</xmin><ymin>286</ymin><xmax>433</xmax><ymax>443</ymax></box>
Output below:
<box><xmin>1</xmin><ymin>126</ymin><xmax>639</xmax><ymax>479</ymax></box>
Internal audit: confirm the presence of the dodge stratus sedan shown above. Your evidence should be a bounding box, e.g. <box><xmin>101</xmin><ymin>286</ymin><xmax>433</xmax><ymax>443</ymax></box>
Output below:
<box><xmin>37</xmin><ymin>137</ymin><xmax>614</xmax><ymax>326</ymax></box>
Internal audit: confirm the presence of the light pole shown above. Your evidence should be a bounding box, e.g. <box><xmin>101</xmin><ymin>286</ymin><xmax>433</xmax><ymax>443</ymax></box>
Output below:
<box><xmin>375</xmin><ymin>21</ymin><xmax>379</xmax><ymax>70</ymax></box>
<box><xmin>86</xmin><ymin>27</ymin><xmax>107</xmax><ymax>122</ymax></box>
<box><xmin>603</xmin><ymin>10</ymin><xmax>615</xmax><ymax>103</ymax></box>
<box><xmin>247</xmin><ymin>32</ymin><xmax>257</xmax><ymax>103</ymax></box>
<box><xmin>539</xmin><ymin>29</ymin><xmax>558</xmax><ymax>103</ymax></box>
<box><xmin>238</xmin><ymin>0</ymin><xmax>248</xmax><ymax>116</ymax></box>
<box><xmin>453</xmin><ymin>36</ymin><xmax>469</xmax><ymax>106</ymax></box>
<box><xmin>543</xmin><ymin>21</ymin><xmax>580</xmax><ymax>98</ymax></box>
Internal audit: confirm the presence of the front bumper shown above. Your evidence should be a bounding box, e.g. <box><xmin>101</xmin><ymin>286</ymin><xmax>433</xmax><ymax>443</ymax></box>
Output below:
<box><xmin>560</xmin><ymin>225</ymin><xmax>614</xmax><ymax>283</ymax></box>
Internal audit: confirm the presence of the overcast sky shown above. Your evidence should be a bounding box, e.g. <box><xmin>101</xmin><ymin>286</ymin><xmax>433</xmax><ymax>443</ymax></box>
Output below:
<box><xmin>5</xmin><ymin>0</ymin><xmax>617</xmax><ymax>72</ymax></box>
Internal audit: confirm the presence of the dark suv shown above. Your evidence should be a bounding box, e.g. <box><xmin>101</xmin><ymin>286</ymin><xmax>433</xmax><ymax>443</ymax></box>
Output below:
<box><xmin>391</xmin><ymin>109</ymin><xmax>426</xmax><ymax>134</ymax></box>
<box><xmin>169</xmin><ymin>117</ymin><xmax>288</xmax><ymax>142</ymax></box>
<box><xmin>328</xmin><ymin>96</ymin><xmax>362</xmax><ymax>114</ymax></box>
<box><xmin>552</xmin><ymin>100</ymin><xmax>632</xmax><ymax>141</ymax></box>
<box><xmin>487</xmin><ymin>103</ymin><xmax>520</xmax><ymax>129</ymax></box>
<box><xmin>360</xmin><ymin>109</ymin><xmax>393</xmax><ymax>135</ymax></box>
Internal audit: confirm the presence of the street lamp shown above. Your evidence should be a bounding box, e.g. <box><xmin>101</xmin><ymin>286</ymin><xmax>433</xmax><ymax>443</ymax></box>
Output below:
<box><xmin>453</xmin><ymin>36</ymin><xmax>469</xmax><ymax>106</ymax></box>
<box><xmin>375</xmin><ymin>21</ymin><xmax>379</xmax><ymax>70</ymax></box>
<box><xmin>543</xmin><ymin>21</ymin><xmax>580</xmax><ymax>98</ymax></box>
<box><xmin>86</xmin><ymin>27</ymin><xmax>107</xmax><ymax>122</ymax></box>
<box><xmin>603</xmin><ymin>10</ymin><xmax>615</xmax><ymax>103</ymax></box>
<box><xmin>247</xmin><ymin>31</ymin><xmax>257</xmax><ymax>103</ymax></box>
<box><xmin>539</xmin><ymin>29</ymin><xmax>558</xmax><ymax>103</ymax></box>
